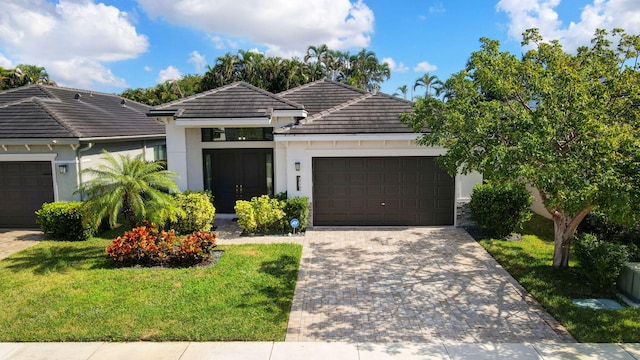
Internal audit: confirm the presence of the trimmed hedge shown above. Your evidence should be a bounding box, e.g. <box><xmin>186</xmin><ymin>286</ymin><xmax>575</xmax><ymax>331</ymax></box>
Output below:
<box><xmin>470</xmin><ymin>182</ymin><xmax>532</xmax><ymax>238</ymax></box>
<box><xmin>35</xmin><ymin>202</ymin><xmax>97</xmax><ymax>241</ymax></box>
<box><xmin>282</xmin><ymin>196</ymin><xmax>309</xmax><ymax>232</ymax></box>
<box><xmin>235</xmin><ymin>195</ymin><xmax>285</xmax><ymax>234</ymax></box>
<box><xmin>171</xmin><ymin>191</ymin><xmax>216</xmax><ymax>234</ymax></box>
<box><xmin>574</xmin><ymin>233</ymin><xmax>630</xmax><ymax>290</ymax></box>
<box><xmin>235</xmin><ymin>194</ymin><xmax>309</xmax><ymax>235</ymax></box>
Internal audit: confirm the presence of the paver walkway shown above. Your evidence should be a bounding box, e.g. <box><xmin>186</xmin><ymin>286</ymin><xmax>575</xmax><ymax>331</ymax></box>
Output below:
<box><xmin>0</xmin><ymin>230</ymin><xmax>44</xmax><ymax>261</ymax></box>
<box><xmin>286</xmin><ymin>227</ymin><xmax>574</xmax><ymax>343</ymax></box>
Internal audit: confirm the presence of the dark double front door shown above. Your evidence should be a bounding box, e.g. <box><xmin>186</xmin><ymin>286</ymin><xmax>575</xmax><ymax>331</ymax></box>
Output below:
<box><xmin>203</xmin><ymin>149</ymin><xmax>273</xmax><ymax>213</ymax></box>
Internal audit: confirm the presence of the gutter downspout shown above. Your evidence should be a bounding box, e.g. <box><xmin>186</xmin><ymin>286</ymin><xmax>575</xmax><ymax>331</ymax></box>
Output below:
<box><xmin>76</xmin><ymin>143</ymin><xmax>94</xmax><ymax>201</ymax></box>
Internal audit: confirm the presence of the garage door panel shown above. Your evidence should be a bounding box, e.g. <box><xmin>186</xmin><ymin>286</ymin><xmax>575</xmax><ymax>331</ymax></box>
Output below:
<box><xmin>0</xmin><ymin>161</ymin><xmax>54</xmax><ymax>228</ymax></box>
<box><xmin>313</xmin><ymin>157</ymin><xmax>454</xmax><ymax>226</ymax></box>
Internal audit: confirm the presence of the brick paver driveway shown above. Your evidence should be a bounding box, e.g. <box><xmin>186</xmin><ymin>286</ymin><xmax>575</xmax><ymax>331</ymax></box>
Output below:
<box><xmin>0</xmin><ymin>230</ymin><xmax>44</xmax><ymax>261</ymax></box>
<box><xmin>286</xmin><ymin>227</ymin><xmax>574</xmax><ymax>343</ymax></box>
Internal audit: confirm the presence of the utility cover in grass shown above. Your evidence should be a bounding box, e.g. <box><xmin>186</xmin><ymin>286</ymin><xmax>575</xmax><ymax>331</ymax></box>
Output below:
<box><xmin>572</xmin><ymin>299</ymin><xmax>625</xmax><ymax>310</ymax></box>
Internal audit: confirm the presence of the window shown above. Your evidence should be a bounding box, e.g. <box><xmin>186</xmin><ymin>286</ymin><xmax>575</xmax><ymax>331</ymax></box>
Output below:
<box><xmin>201</xmin><ymin>127</ymin><xmax>274</xmax><ymax>142</ymax></box>
<box><xmin>153</xmin><ymin>145</ymin><xmax>167</xmax><ymax>161</ymax></box>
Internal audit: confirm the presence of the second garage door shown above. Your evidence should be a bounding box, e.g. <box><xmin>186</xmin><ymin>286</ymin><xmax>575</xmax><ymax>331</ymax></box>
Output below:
<box><xmin>312</xmin><ymin>157</ymin><xmax>454</xmax><ymax>226</ymax></box>
<box><xmin>0</xmin><ymin>161</ymin><xmax>54</xmax><ymax>228</ymax></box>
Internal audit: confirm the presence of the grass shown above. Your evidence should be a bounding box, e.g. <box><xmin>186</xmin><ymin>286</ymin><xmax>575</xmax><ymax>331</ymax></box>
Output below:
<box><xmin>479</xmin><ymin>215</ymin><xmax>640</xmax><ymax>342</ymax></box>
<box><xmin>0</xmin><ymin>230</ymin><xmax>302</xmax><ymax>342</ymax></box>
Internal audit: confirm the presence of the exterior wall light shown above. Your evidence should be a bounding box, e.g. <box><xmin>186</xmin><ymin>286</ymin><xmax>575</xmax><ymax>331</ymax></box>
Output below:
<box><xmin>58</xmin><ymin>164</ymin><xmax>67</xmax><ymax>174</ymax></box>
<box><xmin>295</xmin><ymin>162</ymin><xmax>301</xmax><ymax>171</ymax></box>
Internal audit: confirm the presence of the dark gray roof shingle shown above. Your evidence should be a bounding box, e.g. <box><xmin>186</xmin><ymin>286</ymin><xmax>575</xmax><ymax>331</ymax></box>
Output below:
<box><xmin>277</xmin><ymin>92</ymin><xmax>415</xmax><ymax>135</ymax></box>
<box><xmin>149</xmin><ymin>81</ymin><xmax>304</xmax><ymax>119</ymax></box>
<box><xmin>0</xmin><ymin>85</ymin><xmax>164</xmax><ymax>139</ymax></box>
<box><xmin>278</xmin><ymin>78</ymin><xmax>367</xmax><ymax>116</ymax></box>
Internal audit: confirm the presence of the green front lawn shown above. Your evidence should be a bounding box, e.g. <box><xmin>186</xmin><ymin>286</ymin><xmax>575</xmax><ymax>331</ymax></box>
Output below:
<box><xmin>479</xmin><ymin>215</ymin><xmax>640</xmax><ymax>342</ymax></box>
<box><xmin>0</xmin><ymin>232</ymin><xmax>301</xmax><ymax>342</ymax></box>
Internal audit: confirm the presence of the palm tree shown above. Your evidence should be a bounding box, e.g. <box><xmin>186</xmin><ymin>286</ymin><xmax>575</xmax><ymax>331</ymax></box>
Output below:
<box><xmin>76</xmin><ymin>151</ymin><xmax>182</xmax><ymax>228</ymax></box>
<box><xmin>304</xmin><ymin>44</ymin><xmax>330</xmax><ymax>67</ymax></box>
<box><xmin>414</xmin><ymin>73</ymin><xmax>442</xmax><ymax>97</ymax></box>
<box><xmin>393</xmin><ymin>85</ymin><xmax>409</xmax><ymax>99</ymax></box>
<box><xmin>344</xmin><ymin>48</ymin><xmax>390</xmax><ymax>91</ymax></box>
<box><xmin>15</xmin><ymin>64</ymin><xmax>55</xmax><ymax>85</ymax></box>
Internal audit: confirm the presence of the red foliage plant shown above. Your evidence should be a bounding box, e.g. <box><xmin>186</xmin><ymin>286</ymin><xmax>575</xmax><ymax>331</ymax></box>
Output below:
<box><xmin>106</xmin><ymin>224</ymin><xmax>217</xmax><ymax>267</ymax></box>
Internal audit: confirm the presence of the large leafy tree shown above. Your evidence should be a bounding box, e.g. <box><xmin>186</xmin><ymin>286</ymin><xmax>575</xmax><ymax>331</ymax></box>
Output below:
<box><xmin>402</xmin><ymin>28</ymin><xmax>640</xmax><ymax>268</ymax></box>
<box><xmin>77</xmin><ymin>151</ymin><xmax>183</xmax><ymax>228</ymax></box>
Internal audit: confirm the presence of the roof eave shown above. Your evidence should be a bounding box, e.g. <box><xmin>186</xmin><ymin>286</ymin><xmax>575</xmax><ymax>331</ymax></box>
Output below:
<box><xmin>173</xmin><ymin>116</ymin><xmax>273</xmax><ymax>127</ymax></box>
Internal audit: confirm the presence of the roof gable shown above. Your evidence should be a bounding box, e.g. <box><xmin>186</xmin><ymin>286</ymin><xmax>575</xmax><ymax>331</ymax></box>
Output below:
<box><xmin>278</xmin><ymin>78</ymin><xmax>367</xmax><ymax>116</ymax></box>
<box><xmin>149</xmin><ymin>81</ymin><xmax>305</xmax><ymax>119</ymax></box>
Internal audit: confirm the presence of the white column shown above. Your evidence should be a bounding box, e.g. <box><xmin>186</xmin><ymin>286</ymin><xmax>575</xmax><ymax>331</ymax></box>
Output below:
<box><xmin>166</xmin><ymin>121</ymin><xmax>189</xmax><ymax>191</ymax></box>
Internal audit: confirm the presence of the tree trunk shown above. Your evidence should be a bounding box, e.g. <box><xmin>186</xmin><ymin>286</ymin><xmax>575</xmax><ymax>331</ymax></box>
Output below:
<box><xmin>550</xmin><ymin>207</ymin><xmax>595</xmax><ymax>268</ymax></box>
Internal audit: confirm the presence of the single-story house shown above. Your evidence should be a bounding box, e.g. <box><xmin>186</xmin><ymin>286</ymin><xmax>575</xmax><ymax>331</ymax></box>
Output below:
<box><xmin>149</xmin><ymin>79</ymin><xmax>481</xmax><ymax>227</ymax></box>
<box><xmin>0</xmin><ymin>85</ymin><xmax>165</xmax><ymax>228</ymax></box>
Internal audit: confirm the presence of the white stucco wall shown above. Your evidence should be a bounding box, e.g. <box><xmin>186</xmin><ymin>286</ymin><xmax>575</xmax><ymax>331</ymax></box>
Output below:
<box><xmin>0</xmin><ymin>139</ymin><xmax>165</xmax><ymax>204</ymax></box>
<box><xmin>274</xmin><ymin>138</ymin><xmax>481</xmax><ymax>204</ymax></box>
<box><xmin>162</xmin><ymin>116</ymin><xmax>483</xmax><ymax>225</ymax></box>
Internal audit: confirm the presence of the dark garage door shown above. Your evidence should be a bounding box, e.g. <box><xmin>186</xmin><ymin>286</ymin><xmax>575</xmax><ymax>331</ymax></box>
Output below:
<box><xmin>0</xmin><ymin>161</ymin><xmax>54</xmax><ymax>228</ymax></box>
<box><xmin>313</xmin><ymin>157</ymin><xmax>454</xmax><ymax>226</ymax></box>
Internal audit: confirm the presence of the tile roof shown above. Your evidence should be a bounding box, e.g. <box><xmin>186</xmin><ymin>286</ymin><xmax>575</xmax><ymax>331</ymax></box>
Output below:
<box><xmin>0</xmin><ymin>85</ymin><xmax>164</xmax><ymax>139</ymax></box>
<box><xmin>149</xmin><ymin>81</ymin><xmax>304</xmax><ymax>119</ymax></box>
<box><xmin>277</xmin><ymin>92</ymin><xmax>416</xmax><ymax>135</ymax></box>
<box><xmin>278</xmin><ymin>78</ymin><xmax>367</xmax><ymax>116</ymax></box>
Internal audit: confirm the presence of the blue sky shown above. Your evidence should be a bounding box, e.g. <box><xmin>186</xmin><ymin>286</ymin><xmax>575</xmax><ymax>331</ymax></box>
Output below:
<box><xmin>1</xmin><ymin>0</ymin><xmax>639</xmax><ymax>96</ymax></box>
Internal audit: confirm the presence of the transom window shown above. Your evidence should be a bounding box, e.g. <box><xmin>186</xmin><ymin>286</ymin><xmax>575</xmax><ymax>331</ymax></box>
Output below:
<box><xmin>201</xmin><ymin>127</ymin><xmax>274</xmax><ymax>142</ymax></box>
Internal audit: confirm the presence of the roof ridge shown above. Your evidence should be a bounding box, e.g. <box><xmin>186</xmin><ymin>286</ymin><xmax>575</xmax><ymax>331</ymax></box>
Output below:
<box><xmin>277</xmin><ymin>78</ymin><xmax>327</xmax><ymax>96</ymax></box>
<box><xmin>37</xmin><ymin>84</ymin><xmax>120</xmax><ymax>98</ymax></box>
<box><xmin>278</xmin><ymin>78</ymin><xmax>369</xmax><ymax>97</ymax></box>
<box><xmin>304</xmin><ymin>92</ymin><xmax>375</xmax><ymax>123</ymax></box>
<box><xmin>153</xmin><ymin>81</ymin><xmax>305</xmax><ymax>110</ymax></box>
<box><xmin>32</xmin><ymin>97</ymin><xmax>81</xmax><ymax>138</ymax></box>
<box><xmin>0</xmin><ymin>95</ymin><xmax>44</xmax><ymax>109</ymax></box>
<box><xmin>374</xmin><ymin>91</ymin><xmax>415</xmax><ymax>105</ymax></box>
<box><xmin>236</xmin><ymin>82</ymin><xmax>305</xmax><ymax>109</ymax></box>
<box><xmin>153</xmin><ymin>81</ymin><xmax>244</xmax><ymax>109</ymax></box>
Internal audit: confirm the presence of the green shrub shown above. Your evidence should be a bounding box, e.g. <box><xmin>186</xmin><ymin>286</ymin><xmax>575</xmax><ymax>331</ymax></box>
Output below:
<box><xmin>282</xmin><ymin>196</ymin><xmax>309</xmax><ymax>232</ymax></box>
<box><xmin>105</xmin><ymin>224</ymin><xmax>217</xmax><ymax>267</ymax></box>
<box><xmin>578</xmin><ymin>211</ymin><xmax>640</xmax><ymax>261</ymax></box>
<box><xmin>35</xmin><ymin>202</ymin><xmax>97</xmax><ymax>241</ymax></box>
<box><xmin>235</xmin><ymin>195</ymin><xmax>285</xmax><ymax>234</ymax></box>
<box><xmin>171</xmin><ymin>191</ymin><xmax>216</xmax><ymax>234</ymax></box>
<box><xmin>234</xmin><ymin>201</ymin><xmax>255</xmax><ymax>233</ymax></box>
<box><xmin>469</xmin><ymin>182</ymin><xmax>532</xmax><ymax>238</ymax></box>
<box><xmin>574</xmin><ymin>233</ymin><xmax>630</xmax><ymax>290</ymax></box>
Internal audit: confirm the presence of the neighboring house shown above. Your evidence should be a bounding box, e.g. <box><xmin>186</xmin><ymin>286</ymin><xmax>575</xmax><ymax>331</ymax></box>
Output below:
<box><xmin>0</xmin><ymin>85</ymin><xmax>166</xmax><ymax>228</ymax></box>
<box><xmin>149</xmin><ymin>79</ymin><xmax>481</xmax><ymax>227</ymax></box>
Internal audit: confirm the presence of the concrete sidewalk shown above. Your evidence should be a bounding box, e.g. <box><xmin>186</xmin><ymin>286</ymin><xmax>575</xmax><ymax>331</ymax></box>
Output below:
<box><xmin>1</xmin><ymin>342</ymin><xmax>640</xmax><ymax>360</ymax></box>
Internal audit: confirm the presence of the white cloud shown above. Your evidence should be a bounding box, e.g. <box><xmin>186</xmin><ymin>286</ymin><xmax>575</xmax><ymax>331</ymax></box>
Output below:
<box><xmin>144</xmin><ymin>66</ymin><xmax>152</xmax><ymax>72</ymax></box>
<box><xmin>0</xmin><ymin>54</ymin><xmax>13</xmax><ymax>68</ymax></box>
<box><xmin>137</xmin><ymin>0</ymin><xmax>375</xmax><ymax>53</ymax></box>
<box><xmin>497</xmin><ymin>0</ymin><xmax>640</xmax><ymax>51</ymax></box>
<box><xmin>382</xmin><ymin>57</ymin><xmax>409</xmax><ymax>73</ymax></box>
<box><xmin>188</xmin><ymin>51</ymin><xmax>207</xmax><ymax>73</ymax></box>
<box><xmin>413</xmin><ymin>61</ymin><xmax>438</xmax><ymax>72</ymax></box>
<box><xmin>48</xmin><ymin>58</ymin><xmax>127</xmax><ymax>89</ymax></box>
<box><xmin>429</xmin><ymin>2</ymin><xmax>446</xmax><ymax>14</ymax></box>
<box><xmin>157</xmin><ymin>66</ymin><xmax>182</xmax><ymax>83</ymax></box>
<box><xmin>0</xmin><ymin>0</ymin><xmax>148</xmax><ymax>89</ymax></box>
